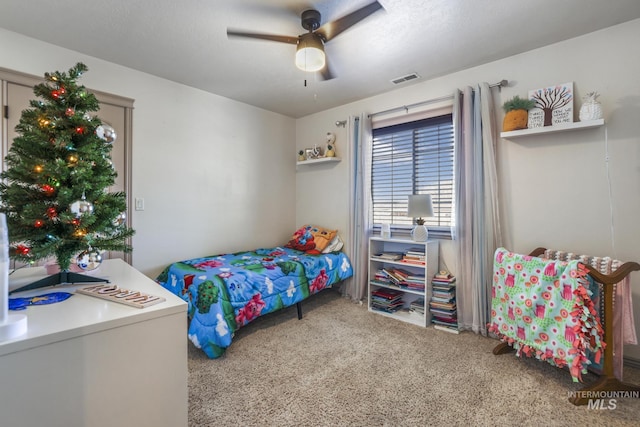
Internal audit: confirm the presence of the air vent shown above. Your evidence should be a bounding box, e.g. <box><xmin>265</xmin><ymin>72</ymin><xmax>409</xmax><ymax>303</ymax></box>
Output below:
<box><xmin>391</xmin><ymin>73</ymin><xmax>420</xmax><ymax>85</ymax></box>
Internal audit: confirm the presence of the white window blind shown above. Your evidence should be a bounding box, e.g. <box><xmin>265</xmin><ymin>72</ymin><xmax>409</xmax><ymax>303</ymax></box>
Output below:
<box><xmin>371</xmin><ymin>114</ymin><xmax>454</xmax><ymax>238</ymax></box>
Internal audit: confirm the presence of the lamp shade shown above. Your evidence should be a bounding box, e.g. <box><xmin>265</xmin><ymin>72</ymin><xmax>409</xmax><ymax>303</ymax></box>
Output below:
<box><xmin>295</xmin><ymin>33</ymin><xmax>325</xmax><ymax>72</ymax></box>
<box><xmin>407</xmin><ymin>194</ymin><xmax>434</xmax><ymax>218</ymax></box>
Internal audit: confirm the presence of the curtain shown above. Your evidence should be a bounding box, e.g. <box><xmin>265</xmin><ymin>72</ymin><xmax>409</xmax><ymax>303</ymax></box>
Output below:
<box><xmin>342</xmin><ymin>113</ymin><xmax>372</xmax><ymax>302</ymax></box>
<box><xmin>453</xmin><ymin>83</ymin><xmax>502</xmax><ymax>335</ymax></box>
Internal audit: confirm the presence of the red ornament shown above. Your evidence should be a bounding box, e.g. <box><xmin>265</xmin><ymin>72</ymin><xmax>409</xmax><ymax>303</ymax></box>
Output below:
<box><xmin>41</xmin><ymin>184</ymin><xmax>55</xmax><ymax>196</ymax></box>
<box><xmin>46</xmin><ymin>207</ymin><xmax>57</xmax><ymax>219</ymax></box>
<box><xmin>65</xmin><ymin>107</ymin><xmax>75</xmax><ymax>117</ymax></box>
<box><xmin>51</xmin><ymin>90</ymin><xmax>60</xmax><ymax>99</ymax></box>
<box><xmin>16</xmin><ymin>245</ymin><xmax>30</xmax><ymax>256</ymax></box>
<box><xmin>75</xmin><ymin>126</ymin><xmax>85</xmax><ymax>134</ymax></box>
<box><xmin>59</xmin><ymin>87</ymin><xmax>66</xmax><ymax>95</ymax></box>
<box><xmin>71</xmin><ymin>218</ymin><xmax>80</xmax><ymax>226</ymax></box>
<box><xmin>34</xmin><ymin>219</ymin><xmax>44</xmax><ymax>228</ymax></box>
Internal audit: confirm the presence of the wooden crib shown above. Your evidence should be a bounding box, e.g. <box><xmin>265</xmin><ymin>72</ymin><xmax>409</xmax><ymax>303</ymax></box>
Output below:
<box><xmin>491</xmin><ymin>247</ymin><xmax>640</xmax><ymax>405</ymax></box>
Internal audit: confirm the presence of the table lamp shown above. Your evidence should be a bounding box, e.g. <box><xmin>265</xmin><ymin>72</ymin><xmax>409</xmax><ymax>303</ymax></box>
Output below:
<box><xmin>407</xmin><ymin>194</ymin><xmax>434</xmax><ymax>242</ymax></box>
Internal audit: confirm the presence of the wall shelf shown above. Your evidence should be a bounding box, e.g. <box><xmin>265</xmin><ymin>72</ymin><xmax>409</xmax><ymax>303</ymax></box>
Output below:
<box><xmin>500</xmin><ymin>119</ymin><xmax>604</xmax><ymax>139</ymax></box>
<box><xmin>296</xmin><ymin>157</ymin><xmax>341</xmax><ymax>166</ymax></box>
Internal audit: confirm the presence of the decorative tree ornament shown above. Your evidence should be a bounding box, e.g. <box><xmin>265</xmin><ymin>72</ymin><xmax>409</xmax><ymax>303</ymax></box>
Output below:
<box><xmin>34</xmin><ymin>165</ymin><xmax>44</xmax><ymax>173</ymax></box>
<box><xmin>113</xmin><ymin>212</ymin><xmax>126</xmax><ymax>227</ymax></box>
<box><xmin>65</xmin><ymin>107</ymin><xmax>75</xmax><ymax>117</ymax></box>
<box><xmin>67</xmin><ymin>154</ymin><xmax>79</xmax><ymax>165</ymax></box>
<box><xmin>15</xmin><ymin>244</ymin><xmax>30</xmax><ymax>256</ymax></box>
<box><xmin>75</xmin><ymin>250</ymin><xmax>103</xmax><ymax>271</ymax></box>
<box><xmin>41</xmin><ymin>184</ymin><xmax>55</xmax><ymax>196</ymax></box>
<box><xmin>70</xmin><ymin>196</ymin><xmax>94</xmax><ymax>217</ymax></box>
<box><xmin>34</xmin><ymin>219</ymin><xmax>44</xmax><ymax>228</ymax></box>
<box><xmin>75</xmin><ymin>126</ymin><xmax>85</xmax><ymax>134</ymax></box>
<box><xmin>46</xmin><ymin>207</ymin><xmax>57</xmax><ymax>219</ymax></box>
<box><xmin>96</xmin><ymin>123</ymin><xmax>117</xmax><ymax>144</ymax></box>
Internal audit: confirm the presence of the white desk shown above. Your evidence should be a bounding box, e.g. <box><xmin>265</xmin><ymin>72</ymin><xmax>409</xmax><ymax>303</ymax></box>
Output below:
<box><xmin>0</xmin><ymin>259</ymin><xmax>188</xmax><ymax>427</ymax></box>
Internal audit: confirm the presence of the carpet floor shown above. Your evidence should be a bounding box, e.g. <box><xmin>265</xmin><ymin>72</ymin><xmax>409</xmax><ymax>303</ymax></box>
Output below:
<box><xmin>188</xmin><ymin>288</ymin><xmax>640</xmax><ymax>426</ymax></box>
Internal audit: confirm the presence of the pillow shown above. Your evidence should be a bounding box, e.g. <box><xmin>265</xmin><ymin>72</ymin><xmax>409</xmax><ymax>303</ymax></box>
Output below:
<box><xmin>285</xmin><ymin>225</ymin><xmax>337</xmax><ymax>254</ymax></box>
<box><xmin>322</xmin><ymin>234</ymin><xmax>344</xmax><ymax>253</ymax></box>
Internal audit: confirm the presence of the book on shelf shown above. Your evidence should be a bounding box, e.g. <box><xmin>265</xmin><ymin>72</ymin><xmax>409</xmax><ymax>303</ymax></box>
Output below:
<box><xmin>373</xmin><ymin>252</ymin><xmax>403</xmax><ymax>260</ymax></box>
<box><xmin>409</xmin><ymin>297</ymin><xmax>425</xmax><ymax>314</ymax></box>
<box><xmin>371</xmin><ymin>287</ymin><xmax>404</xmax><ymax>313</ymax></box>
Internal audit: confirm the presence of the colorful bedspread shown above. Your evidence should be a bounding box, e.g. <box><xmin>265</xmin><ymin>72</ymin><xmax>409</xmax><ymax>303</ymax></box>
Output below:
<box><xmin>156</xmin><ymin>247</ymin><xmax>353</xmax><ymax>358</ymax></box>
<box><xmin>488</xmin><ymin>248</ymin><xmax>604</xmax><ymax>382</ymax></box>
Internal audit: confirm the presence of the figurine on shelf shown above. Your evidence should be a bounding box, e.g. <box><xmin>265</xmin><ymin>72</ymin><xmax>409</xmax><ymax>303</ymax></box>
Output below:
<box><xmin>326</xmin><ymin>132</ymin><xmax>336</xmax><ymax>157</ymax></box>
<box><xmin>579</xmin><ymin>91</ymin><xmax>603</xmax><ymax>121</ymax></box>
<box><xmin>298</xmin><ymin>150</ymin><xmax>306</xmax><ymax>161</ymax></box>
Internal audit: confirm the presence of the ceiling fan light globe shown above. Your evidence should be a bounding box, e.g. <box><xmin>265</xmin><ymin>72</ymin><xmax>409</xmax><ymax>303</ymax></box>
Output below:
<box><xmin>295</xmin><ymin>47</ymin><xmax>325</xmax><ymax>72</ymax></box>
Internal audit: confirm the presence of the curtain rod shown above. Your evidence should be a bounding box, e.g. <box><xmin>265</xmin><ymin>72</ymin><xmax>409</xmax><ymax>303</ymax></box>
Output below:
<box><xmin>368</xmin><ymin>79</ymin><xmax>508</xmax><ymax>119</ymax></box>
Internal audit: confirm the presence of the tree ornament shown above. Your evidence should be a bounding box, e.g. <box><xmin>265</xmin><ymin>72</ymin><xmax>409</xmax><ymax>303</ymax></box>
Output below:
<box><xmin>113</xmin><ymin>212</ymin><xmax>126</xmax><ymax>227</ymax></box>
<box><xmin>46</xmin><ymin>207</ymin><xmax>57</xmax><ymax>219</ymax></box>
<box><xmin>34</xmin><ymin>165</ymin><xmax>44</xmax><ymax>173</ymax></box>
<box><xmin>96</xmin><ymin>123</ymin><xmax>117</xmax><ymax>144</ymax></box>
<box><xmin>70</xmin><ymin>196</ymin><xmax>94</xmax><ymax>217</ymax></box>
<box><xmin>65</xmin><ymin>107</ymin><xmax>75</xmax><ymax>117</ymax></box>
<box><xmin>75</xmin><ymin>126</ymin><xmax>85</xmax><ymax>134</ymax></box>
<box><xmin>15</xmin><ymin>244</ymin><xmax>30</xmax><ymax>256</ymax></box>
<box><xmin>67</xmin><ymin>154</ymin><xmax>79</xmax><ymax>165</ymax></box>
<box><xmin>75</xmin><ymin>250</ymin><xmax>102</xmax><ymax>271</ymax></box>
<box><xmin>34</xmin><ymin>219</ymin><xmax>44</xmax><ymax>228</ymax></box>
<box><xmin>41</xmin><ymin>184</ymin><xmax>55</xmax><ymax>196</ymax></box>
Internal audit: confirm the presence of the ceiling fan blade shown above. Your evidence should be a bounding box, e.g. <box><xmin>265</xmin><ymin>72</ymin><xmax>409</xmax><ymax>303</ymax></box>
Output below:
<box><xmin>317</xmin><ymin>1</ymin><xmax>384</xmax><ymax>41</ymax></box>
<box><xmin>319</xmin><ymin>57</ymin><xmax>335</xmax><ymax>81</ymax></box>
<box><xmin>227</xmin><ymin>29</ymin><xmax>298</xmax><ymax>45</ymax></box>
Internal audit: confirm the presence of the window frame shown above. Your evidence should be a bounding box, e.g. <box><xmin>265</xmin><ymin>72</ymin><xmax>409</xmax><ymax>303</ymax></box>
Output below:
<box><xmin>370</xmin><ymin>112</ymin><xmax>454</xmax><ymax>240</ymax></box>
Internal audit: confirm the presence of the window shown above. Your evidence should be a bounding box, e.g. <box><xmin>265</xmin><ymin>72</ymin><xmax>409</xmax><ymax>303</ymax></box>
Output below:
<box><xmin>371</xmin><ymin>114</ymin><xmax>454</xmax><ymax>238</ymax></box>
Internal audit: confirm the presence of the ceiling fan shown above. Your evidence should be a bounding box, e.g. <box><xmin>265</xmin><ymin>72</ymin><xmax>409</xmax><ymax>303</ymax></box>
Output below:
<box><xmin>227</xmin><ymin>1</ymin><xmax>384</xmax><ymax>80</ymax></box>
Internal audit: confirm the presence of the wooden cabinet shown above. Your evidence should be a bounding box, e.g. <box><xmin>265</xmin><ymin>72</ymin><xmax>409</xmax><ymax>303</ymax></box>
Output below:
<box><xmin>368</xmin><ymin>236</ymin><xmax>438</xmax><ymax>327</ymax></box>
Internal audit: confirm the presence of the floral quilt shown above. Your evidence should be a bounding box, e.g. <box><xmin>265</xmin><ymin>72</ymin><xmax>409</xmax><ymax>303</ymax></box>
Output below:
<box><xmin>156</xmin><ymin>247</ymin><xmax>353</xmax><ymax>358</ymax></box>
<box><xmin>488</xmin><ymin>248</ymin><xmax>604</xmax><ymax>382</ymax></box>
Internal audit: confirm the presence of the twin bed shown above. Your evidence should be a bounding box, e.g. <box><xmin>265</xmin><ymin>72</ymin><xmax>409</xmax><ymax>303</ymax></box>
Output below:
<box><xmin>156</xmin><ymin>225</ymin><xmax>353</xmax><ymax>358</ymax></box>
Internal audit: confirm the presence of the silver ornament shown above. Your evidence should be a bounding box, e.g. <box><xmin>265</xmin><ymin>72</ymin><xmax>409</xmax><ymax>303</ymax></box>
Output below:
<box><xmin>75</xmin><ymin>250</ymin><xmax>102</xmax><ymax>271</ymax></box>
<box><xmin>113</xmin><ymin>212</ymin><xmax>126</xmax><ymax>227</ymax></box>
<box><xmin>95</xmin><ymin>123</ymin><xmax>117</xmax><ymax>144</ymax></box>
<box><xmin>70</xmin><ymin>199</ymin><xmax>94</xmax><ymax>217</ymax></box>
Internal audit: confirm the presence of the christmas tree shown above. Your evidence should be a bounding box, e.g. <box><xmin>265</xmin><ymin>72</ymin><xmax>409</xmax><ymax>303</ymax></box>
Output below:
<box><xmin>0</xmin><ymin>63</ymin><xmax>134</xmax><ymax>288</ymax></box>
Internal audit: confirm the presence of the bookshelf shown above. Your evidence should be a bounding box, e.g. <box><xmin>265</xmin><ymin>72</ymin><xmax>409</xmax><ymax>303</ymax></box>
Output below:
<box><xmin>368</xmin><ymin>236</ymin><xmax>439</xmax><ymax>327</ymax></box>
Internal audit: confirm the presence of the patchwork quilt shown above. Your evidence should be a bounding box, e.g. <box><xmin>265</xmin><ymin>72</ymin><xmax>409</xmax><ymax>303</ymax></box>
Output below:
<box><xmin>156</xmin><ymin>246</ymin><xmax>353</xmax><ymax>358</ymax></box>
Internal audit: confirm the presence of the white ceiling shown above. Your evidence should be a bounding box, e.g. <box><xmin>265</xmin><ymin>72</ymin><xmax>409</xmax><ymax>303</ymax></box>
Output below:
<box><xmin>1</xmin><ymin>0</ymin><xmax>640</xmax><ymax>118</ymax></box>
